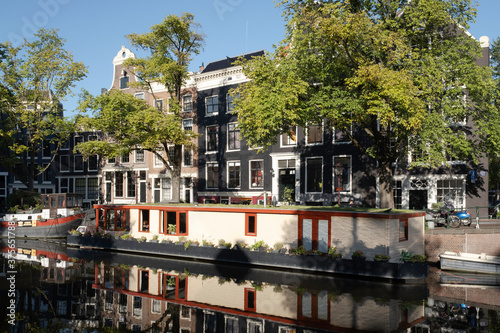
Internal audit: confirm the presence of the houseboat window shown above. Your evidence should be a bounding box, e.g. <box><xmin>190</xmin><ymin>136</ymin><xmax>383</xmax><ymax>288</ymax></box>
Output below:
<box><xmin>51</xmin><ymin>197</ymin><xmax>56</xmax><ymax>208</ymax></box>
<box><xmin>58</xmin><ymin>196</ymin><xmax>64</xmax><ymax>207</ymax></box>
<box><xmin>246</xmin><ymin>213</ymin><xmax>257</xmax><ymax>236</ymax></box>
<box><xmin>43</xmin><ymin>196</ymin><xmax>49</xmax><ymax>208</ymax></box>
<box><xmin>245</xmin><ymin>288</ymin><xmax>256</xmax><ymax>312</ymax></box>
<box><xmin>165</xmin><ymin>212</ymin><xmax>177</xmax><ymax>234</ymax></box>
<box><xmin>399</xmin><ymin>219</ymin><xmax>408</xmax><ymax>241</ymax></box>
<box><xmin>139</xmin><ymin>270</ymin><xmax>149</xmax><ymax>293</ymax></box>
<box><xmin>107</xmin><ymin>210</ymin><xmax>115</xmax><ymax>230</ymax></box>
<box><xmin>140</xmin><ymin>210</ymin><xmax>149</xmax><ymax>232</ymax></box>
<box><xmin>302</xmin><ymin>219</ymin><xmax>313</xmax><ymax>251</ymax></box>
<box><xmin>179</xmin><ymin>213</ymin><xmax>187</xmax><ymax>234</ymax></box>
<box><xmin>178</xmin><ymin>278</ymin><xmax>186</xmax><ymax>299</ymax></box>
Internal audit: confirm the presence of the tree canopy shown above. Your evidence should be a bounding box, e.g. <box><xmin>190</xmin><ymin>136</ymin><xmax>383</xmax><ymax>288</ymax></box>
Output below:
<box><xmin>76</xmin><ymin>13</ymin><xmax>204</xmax><ymax>202</ymax></box>
<box><xmin>0</xmin><ymin>29</ymin><xmax>87</xmax><ymax>191</ymax></box>
<box><xmin>233</xmin><ymin>0</ymin><xmax>500</xmax><ymax>208</ymax></box>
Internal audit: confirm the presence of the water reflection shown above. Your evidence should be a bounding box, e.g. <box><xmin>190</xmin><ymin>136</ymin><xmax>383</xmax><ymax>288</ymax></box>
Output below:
<box><xmin>0</xmin><ymin>239</ymin><xmax>499</xmax><ymax>332</ymax></box>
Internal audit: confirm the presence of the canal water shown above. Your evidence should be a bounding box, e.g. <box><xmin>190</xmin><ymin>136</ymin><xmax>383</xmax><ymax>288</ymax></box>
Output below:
<box><xmin>1</xmin><ymin>239</ymin><xmax>499</xmax><ymax>332</ymax></box>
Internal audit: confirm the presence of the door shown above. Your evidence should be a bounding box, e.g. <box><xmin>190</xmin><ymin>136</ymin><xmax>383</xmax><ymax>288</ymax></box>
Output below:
<box><xmin>409</xmin><ymin>190</ymin><xmax>428</xmax><ymax>210</ymax></box>
<box><xmin>139</xmin><ymin>182</ymin><xmax>146</xmax><ymax>203</ymax></box>
<box><xmin>279</xmin><ymin>169</ymin><xmax>295</xmax><ymax>202</ymax></box>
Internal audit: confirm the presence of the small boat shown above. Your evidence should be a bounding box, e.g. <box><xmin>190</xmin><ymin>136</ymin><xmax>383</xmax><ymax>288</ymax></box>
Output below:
<box><xmin>0</xmin><ymin>193</ymin><xmax>85</xmax><ymax>239</ymax></box>
<box><xmin>439</xmin><ymin>251</ymin><xmax>500</xmax><ymax>275</ymax></box>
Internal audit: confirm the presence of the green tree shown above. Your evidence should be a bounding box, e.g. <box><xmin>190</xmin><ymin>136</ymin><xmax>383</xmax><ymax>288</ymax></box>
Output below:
<box><xmin>489</xmin><ymin>37</ymin><xmax>500</xmax><ymax>195</ymax></box>
<box><xmin>0</xmin><ymin>29</ymin><xmax>87</xmax><ymax>191</ymax></box>
<box><xmin>76</xmin><ymin>13</ymin><xmax>204</xmax><ymax>202</ymax></box>
<box><xmin>233</xmin><ymin>0</ymin><xmax>500</xmax><ymax>208</ymax></box>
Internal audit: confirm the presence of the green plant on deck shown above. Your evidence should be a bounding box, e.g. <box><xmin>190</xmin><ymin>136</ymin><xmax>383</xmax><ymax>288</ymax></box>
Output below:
<box><xmin>251</xmin><ymin>240</ymin><xmax>267</xmax><ymax>251</ymax></box>
<box><xmin>290</xmin><ymin>245</ymin><xmax>307</xmax><ymax>255</ymax></box>
<box><xmin>273</xmin><ymin>242</ymin><xmax>284</xmax><ymax>251</ymax></box>
<box><xmin>328</xmin><ymin>246</ymin><xmax>342</xmax><ymax>258</ymax></box>
<box><xmin>137</xmin><ymin>236</ymin><xmax>147</xmax><ymax>243</ymax></box>
<box><xmin>351</xmin><ymin>250</ymin><xmax>364</xmax><ymax>258</ymax></box>
<box><xmin>374</xmin><ymin>254</ymin><xmax>391</xmax><ymax>261</ymax></box>
<box><xmin>283</xmin><ymin>186</ymin><xmax>294</xmax><ymax>205</ymax></box>
<box><xmin>120</xmin><ymin>234</ymin><xmax>133</xmax><ymax>240</ymax></box>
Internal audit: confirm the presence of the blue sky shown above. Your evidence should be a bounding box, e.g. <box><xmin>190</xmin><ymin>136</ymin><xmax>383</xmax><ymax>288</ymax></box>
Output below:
<box><xmin>1</xmin><ymin>0</ymin><xmax>498</xmax><ymax>117</ymax></box>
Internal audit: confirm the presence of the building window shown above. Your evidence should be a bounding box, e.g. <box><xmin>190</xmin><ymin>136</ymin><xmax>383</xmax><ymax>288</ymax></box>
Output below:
<box><xmin>154</xmin><ymin>150</ymin><xmax>164</xmax><ymax>167</ymax></box>
<box><xmin>332</xmin><ymin>156</ymin><xmax>351</xmax><ymax>192</ymax></box>
<box><xmin>60</xmin><ymin>155</ymin><xmax>69</xmax><ymax>172</ymax></box>
<box><xmin>88</xmin><ymin>178</ymin><xmax>98</xmax><ymax>199</ymax></box>
<box><xmin>250</xmin><ymin>160</ymin><xmax>263</xmax><ymax>188</ymax></box>
<box><xmin>183</xmin><ymin>147</ymin><xmax>193</xmax><ymax>167</ymax></box>
<box><xmin>206</xmin><ymin>125</ymin><xmax>218</xmax><ymax>152</ymax></box>
<box><xmin>121</xmin><ymin>153</ymin><xmax>129</xmax><ymax>164</ymax></box>
<box><xmin>306</xmin><ymin>123</ymin><xmax>323</xmax><ymax>145</ymax></box>
<box><xmin>227</xmin><ymin>93</ymin><xmax>238</xmax><ymax>113</ymax></box>
<box><xmin>74</xmin><ymin>135</ymin><xmax>83</xmax><ymax>147</ymax></box>
<box><xmin>155</xmin><ymin>99</ymin><xmax>163</xmax><ymax>111</ymax></box>
<box><xmin>206</xmin><ymin>163</ymin><xmax>219</xmax><ymax>189</ymax></box>
<box><xmin>135</xmin><ymin>93</ymin><xmax>144</xmax><ymax>100</ymax></box>
<box><xmin>182</xmin><ymin>95</ymin><xmax>193</xmax><ymax>112</ymax></box>
<box><xmin>135</xmin><ymin>150</ymin><xmax>144</xmax><ymax>163</ymax></box>
<box><xmin>227</xmin><ymin>123</ymin><xmax>240</xmax><ymax>150</ymax></box>
<box><xmin>281</xmin><ymin>127</ymin><xmax>297</xmax><ymax>146</ymax></box>
<box><xmin>333</xmin><ymin>126</ymin><xmax>352</xmax><ymax>144</ymax></box>
<box><xmin>74</xmin><ymin>155</ymin><xmax>83</xmax><ymax>172</ymax></box>
<box><xmin>306</xmin><ymin>157</ymin><xmax>323</xmax><ymax>193</ymax></box>
<box><xmin>119</xmin><ymin>73</ymin><xmax>129</xmax><ymax>89</ymax></box>
<box><xmin>182</xmin><ymin>118</ymin><xmax>193</xmax><ymax>132</ymax></box>
<box><xmin>88</xmin><ymin>155</ymin><xmax>98</xmax><ymax>171</ymax></box>
<box><xmin>75</xmin><ymin>178</ymin><xmax>86</xmax><ymax>196</ymax></box>
<box><xmin>205</xmin><ymin>95</ymin><xmax>218</xmax><ymax>116</ymax></box>
<box><xmin>399</xmin><ymin>219</ymin><xmax>408</xmax><ymax>241</ymax></box>
<box><xmin>227</xmin><ymin>161</ymin><xmax>241</xmax><ymax>189</ymax></box>
<box><xmin>393</xmin><ymin>180</ymin><xmax>402</xmax><ymax>209</ymax></box>
<box><xmin>115</xmin><ymin>172</ymin><xmax>124</xmax><ymax>197</ymax></box>
<box><xmin>42</xmin><ymin>140</ymin><xmax>51</xmax><ymax>158</ymax></box>
<box><xmin>127</xmin><ymin>172</ymin><xmax>136</xmax><ymax>198</ymax></box>
<box><xmin>437</xmin><ymin>178</ymin><xmax>465</xmax><ymax>209</ymax></box>
<box><xmin>246</xmin><ymin>213</ymin><xmax>257</xmax><ymax>236</ymax></box>
<box><xmin>108</xmin><ymin>157</ymin><xmax>115</xmax><ymax>164</ymax></box>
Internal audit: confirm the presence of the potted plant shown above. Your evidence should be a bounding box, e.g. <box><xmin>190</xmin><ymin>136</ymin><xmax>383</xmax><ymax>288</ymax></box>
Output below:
<box><xmin>374</xmin><ymin>254</ymin><xmax>391</xmax><ymax>262</ymax></box>
<box><xmin>272</xmin><ymin>242</ymin><xmax>285</xmax><ymax>254</ymax></box>
<box><xmin>351</xmin><ymin>250</ymin><xmax>366</xmax><ymax>261</ymax></box>
<box><xmin>149</xmin><ymin>234</ymin><xmax>159</xmax><ymax>243</ymax></box>
<box><xmin>328</xmin><ymin>246</ymin><xmax>343</xmax><ymax>259</ymax></box>
<box><xmin>251</xmin><ymin>240</ymin><xmax>268</xmax><ymax>252</ymax></box>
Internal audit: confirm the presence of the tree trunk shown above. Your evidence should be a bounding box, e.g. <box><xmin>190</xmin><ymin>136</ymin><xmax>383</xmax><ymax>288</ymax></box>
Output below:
<box><xmin>378</xmin><ymin>162</ymin><xmax>395</xmax><ymax>209</ymax></box>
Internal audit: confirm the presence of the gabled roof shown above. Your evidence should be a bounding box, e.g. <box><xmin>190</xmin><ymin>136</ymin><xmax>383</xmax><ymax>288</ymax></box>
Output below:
<box><xmin>201</xmin><ymin>50</ymin><xmax>265</xmax><ymax>73</ymax></box>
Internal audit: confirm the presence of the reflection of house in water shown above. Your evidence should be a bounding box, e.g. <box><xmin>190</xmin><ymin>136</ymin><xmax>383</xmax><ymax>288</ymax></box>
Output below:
<box><xmin>0</xmin><ymin>241</ymin><xmax>97</xmax><ymax>331</ymax></box>
<box><xmin>93</xmin><ymin>261</ymin><xmax>426</xmax><ymax>332</ymax></box>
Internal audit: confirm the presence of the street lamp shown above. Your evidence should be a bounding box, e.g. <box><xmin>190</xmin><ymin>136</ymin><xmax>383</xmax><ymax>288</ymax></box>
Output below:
<box><xmin>334</xmin><ymin>162</ymin><xmax>344</xmax><ymax>206</ymax></box>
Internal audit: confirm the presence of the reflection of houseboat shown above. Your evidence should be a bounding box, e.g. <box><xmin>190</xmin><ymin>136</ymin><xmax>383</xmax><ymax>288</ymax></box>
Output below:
<box><xmin>90</xmin><ymin>257</ymin><xmax>427</xmax><ymax>332</ymax></box>
<box><xmin>0</xmin><ymin>193</ymin><xmax>85</xmax><ymax>238</ymax></box>
<box><xmin>69</xmin><ymin>204</ymin><xmax>428</xmax><ymax>281</ymax></box>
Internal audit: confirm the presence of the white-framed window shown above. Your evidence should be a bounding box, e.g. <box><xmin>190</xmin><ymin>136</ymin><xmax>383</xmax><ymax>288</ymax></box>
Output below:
<box><xmin>227</xmin><ymin>122</ymin><xmax>240</xmax><ymax>151</ymax></box>
<box><xmin>306</xmin><ymin>157</ymin><xmax>323</xmax><ymax>193</ymax></box>
<box><xmin>306</xmin><ymin>122</ymin><xmax>323</xmax><ymax>145</ymax></box>
<box><xmin>75</xmin><ymin>178</ymin><xmax>86</xmax><ymax>197</ymax></box>
<box><xmin>437</xmin><ymin>178</ymin><xmax>465</xmax><ymax>209</ymax></box>
<box><xmin>227</xmin><ymin>92</ymin><xmax>238</xmax><ymax>113</ymax></box>
<box><xmin>155</xmin><ymin>99</ymin><xmax>163</xmax><ymax>111</ymax></box>
<box><xmin>225</xmin><ymin>316</ymin><xmax>238</xmax><ymax>332</ymax></box>
<box><xmin>154</xmin><ymin>150</ymin><xmax>164</xmax><ymax>168</ymax></box>
<box><xmin>60</xmin><ymin>155</ymin><xmax>69</xmax><ymax>172</ymax></box>
<box><xmin>59</xmin><ymin>177</ymin><xmax>70</xmax><ymax>193</ymax></box>
<box><xmin>333</xmin><ymin>126</ymin><xmax>352</xmax><ymax>144</ymax></box>
<box><xmin>206</xmin><ymin>163</ymin><xmax>219</xmax><ymax>189</ymax></box>
<box><xmin>135</xmin><ymin>150</ymin><xmax>145</xmax><ymax>163</ymax></box>
<box><xmin>206</xmin><ymin>125</ymin><xmax>218</xmax><ymax>152</ymax></box>
<box><xmin>74</xmin><ymin>155</ymin><xmax>83</xmax><ymax>172</ymax></box>
<box><xmin>74</xmin><ymin>135</ymin><xmax>83</xmax><ymax>147</ymax></box>
<box><xmin>182</xmin><ymin>118</ymin><xmax>193</xmax><ymax>132</ymax></box>
<box><xmin>151</xmin><ymin>299</ymin><xmax>161</xmax><ymax>314</ymax></box>
<box><xmin>247</xmin><ymin>320</ymin><xmax>263</xmax><ymax>333</ymax></box>
<box><xmin>183</xmin><ymin>147</ymin><xmax>193</xmax><ymax>167</ymax></box>
<box><xmin>135</xmin><ymin>92</ymin><xmax>144</xmax><ymax>100</ymax></box>
<box><xmin>281</xmin><ymin>126</ymin><xmax>297</xmax><ymax>147</ymax></box>
<box><xmin>121</xmin><ymin>153</ymin><xmax>129</xmax><ymax>164</ymax></box>
<box><xmin>249</xmin><ymin>160</ymin><xmax>264</xmax><ymax>188</ymax></box>
<box><xmin>205</xmin><ymin>95</ymin><xmax>218</xmax><ymax>116</ymax></box>
<box><xmin>88</xmin><ymin>155</ymin><xmax>98</xmax><ymax>171</ymax></box>
<box><xmin>182</xmin><ymin>95</ymin><xmax>193</xmax><ymax>112</ymax></box>
<box><xmin>227</xmin><ymin>161</ymin><xmax>241</xmax><ymax>189</ymax></box>
<box><xmin>333</xmin><ymin>155</ymin><xmax>352</xmax><ymax>193</ymax></box>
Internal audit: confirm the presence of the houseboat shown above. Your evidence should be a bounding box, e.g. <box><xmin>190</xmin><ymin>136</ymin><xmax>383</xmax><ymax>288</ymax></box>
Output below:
<box><xmin>0</xmin><ymin>193</ymin><xmax>85</xmax><ymax>239</ymax></box>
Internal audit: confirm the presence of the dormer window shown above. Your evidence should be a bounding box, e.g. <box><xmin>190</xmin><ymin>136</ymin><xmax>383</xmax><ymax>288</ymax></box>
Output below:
<box><xmin>120</xmin><ymin>71</ymin><xmax>129</xmax><ymax>89</ymax></box>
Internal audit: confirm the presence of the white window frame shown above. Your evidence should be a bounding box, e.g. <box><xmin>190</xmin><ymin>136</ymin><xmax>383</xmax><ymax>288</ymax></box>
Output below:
<box><xmin>227</xmin><ymin>161</ymin><xmax>241</xmax><ymax>189</ymax></box>
<box><xmin>205</xmin><ymin>95</ymin><xmax>218</xmax><ymax>116</ymax></box>
<box><xmin>305</xmin><ymin>156</ymin><xmax>323</xmax><ymax>193</ymax></box>
<box><xmin>249</xmin><ymin>160</ymin><xmax>264</xmax><ymax>189</ymax></box>
<box><xmin>332</xmin><ymin>155</ymin><xmax>352</xmax><ymax>193</ymax></box>
<box><xmin>155</xmin><ymin>99</ymin><xmax>163</xmax><ymax>111</ymax></box>
<box><xmin>182</xmin><ymin>94</ymin><xmax>193</xmax><ymax>112</ymax></box>
<box><xmin>206</xmin><ymin>125</ymin><xmax>218</xmax><ymax>153</ymax></box>
<box><xmin>281</xmin><ymin>126</ymin><xmax>297</xmax><ymax>147</ymax></box>
<box><xmin>332</xmin><ymin>125</ymin><xmax>352</xmax><ymax>144</ymax></box>
<box><xmin>182</xmin><ymin>118</ymin><xmax>193</xmax><ymax>132</ymax></box>
<box><xmin>182</xmin><ymin>146</ymin><xmax>193</xmax><ymax>167</ymax></box>
<box><xmin>226</xmin><ymin>92</ymin><xmax>238</xmax><ymax>113</ymax></box>
<box><xmin>227</xmin><ymin>122</ymin><xmax>240</xmax><ymax>151</ymax></box>
<box><xmin>305</xmin><ymin>121</ymin><xmax>324</xmax><ymax>146</ymax></box>
<box><xmin>206</xmin><ymin>162</ymin><xmax>219</xmax><ymax>190</ymax></box>
<box><xmin>135</xmin><ymin>92</ymin><xmax>144</xmax><ymax>100</ymax></box>
<box><xmin>74</xmin><ymin>155</ymin><xmax>84</xmax><ymax>172</ymax></box>
<box><xmin>135</xmin><ymin>149</ymin><xmax>145</xmax><ymax>163</ymax></box>
<box><xmin>60</xmin><ymin>155</ymin><xmax>70</xmax><ymax>172</ymax></box>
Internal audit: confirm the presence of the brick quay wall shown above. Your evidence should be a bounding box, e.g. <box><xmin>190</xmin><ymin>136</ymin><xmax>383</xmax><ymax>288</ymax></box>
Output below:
<box><xmin>425</xmin><ymin>223</ymin><xmax>500</xmax><ymax>263</ymax></box>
